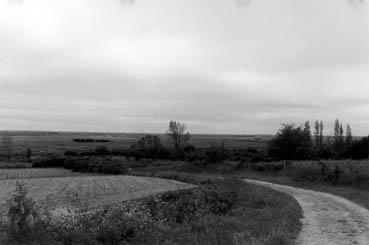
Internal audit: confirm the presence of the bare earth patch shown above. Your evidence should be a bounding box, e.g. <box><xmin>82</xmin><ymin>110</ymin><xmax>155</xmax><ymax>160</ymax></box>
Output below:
<box><xmin>0</xmin><ymin>173</ymin><xmax>195</xmax><ymax>215</ymax></box>
<box><xmin>245</xmin><ymin>179</ymin><xmax>369</xmax><ymax>245</ymax></box>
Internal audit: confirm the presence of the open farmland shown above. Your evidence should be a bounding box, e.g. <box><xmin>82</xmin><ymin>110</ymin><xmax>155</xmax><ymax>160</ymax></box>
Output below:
<box><xmin>0</xmin><ymin>170</ymin><xmax>195</xmax><ymax>216</ymax></box>
<box><xmin>3</xmin><ymin>131</ymin><xmax>271</xmax><ymax>157</ymax></box>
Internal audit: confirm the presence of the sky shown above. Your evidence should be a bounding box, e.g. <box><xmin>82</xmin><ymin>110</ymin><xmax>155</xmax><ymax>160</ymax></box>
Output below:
<box><xmin>0</xmin><ymin>0</ymin><xmax>369</xmax><ymax>135</ymax></box>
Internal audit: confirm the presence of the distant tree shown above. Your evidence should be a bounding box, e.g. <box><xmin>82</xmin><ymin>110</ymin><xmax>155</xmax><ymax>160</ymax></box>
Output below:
<box><xmin>345</xmin><ymin>124</ymin><xmax>353</xmax><ymax>148</ymax></box>
<box><xmin>303</xmin><ymin>121</ymin><xmax>312</xmax><ymax>145</ymax></box>
<box><xmin>302</xmin><ymin>121</ymin><xmax>313</xmax><ymax>158</ymax></box>
<box><xmin>2</xmin><ymin>134</ymin><xmax>14</xmax><ymax>162</ymax></box>
<box><xmin>344</xmin><ymin>136</ymin><xmax>369</xmax><ymax>159</ymax></box>
<box><xmin>26</xmin><ymin>147</ymin><xmax>32</xmax><ymax>161</ymax></box>
<box><xmin>166</xmin><ymin>121</ymin><xmax>190</xmax><ymax>156</ymax></box>
<box><xmin>333</xmin><ymin>119</ymin><xmax>345</xmax><ymax>157</ymax></box>
<box><xmin>314</xmin><ymin>120</ymin><xmax>320</xmax><ymax>147</ymax></box>
<box><xmin>95</xmin><ymin>145</ymin><xmax>110</xmax><ymax>155</ymax></box>
<box><xmin>268</xmin><ymin>124</ymin><xmax>313</xmax><ymax>160</ymax></box>
<box><xmin>6</xmin><ymin>182</ymin><xmax>38</xmax><ymax>242</ymax></box>
<box><xmin>319</xmin><ymin>120</ymin><xmax>324</xmax><ymax>147</ymax></box>
<box><xmin>206</xmin><ymin>140</ymin><xmax>228</xmax><ymax>164</ymax></box>
<box><xmin>129</xmin><ymin>135</ymin><xmax>167</xmax><ymax>160</ymax></box>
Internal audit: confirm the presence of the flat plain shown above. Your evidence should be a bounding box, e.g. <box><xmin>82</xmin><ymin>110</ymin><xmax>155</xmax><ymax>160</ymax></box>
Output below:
<box><xmin>4</xmin><ymin>131</ymin><xmax>271</xmax><ymax>156</ymax></box>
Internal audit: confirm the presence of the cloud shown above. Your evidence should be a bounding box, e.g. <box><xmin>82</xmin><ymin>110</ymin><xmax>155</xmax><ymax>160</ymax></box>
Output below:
<box><xmin>0</xmin><ymin>0</ymin><xmax>369</xmax><ymax>134</ymax></box>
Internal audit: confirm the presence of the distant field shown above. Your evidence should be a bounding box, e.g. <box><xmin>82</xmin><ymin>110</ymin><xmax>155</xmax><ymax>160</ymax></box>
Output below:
<box><xmin>0</xmin><ymin>170</ymin><xmax>195</xmax><ymax>216</ymax></box>
<box><xmin>2</xmin><ymin>131</ymin><xmax>272</xmax><ymax>156</ymax></box>
<box><xmin>0</xmin><ymin>168</ymin><xmax>89</xmax><ymax>179</ymax></box>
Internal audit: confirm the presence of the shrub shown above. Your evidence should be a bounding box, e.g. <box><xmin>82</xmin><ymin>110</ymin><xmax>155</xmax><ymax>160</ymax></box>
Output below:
<box><xmin>180</xmin><ymin>160</ymin><xmax>207</xmax><ymax>173</ymax></box>
<box><xmin>5</xmin><ymin>182</ymin><xmax>39</xmax><ymax>243</ymax></box>
<box><xmin>343</xmin><ymin>136</ymin><xmax>369</xmax><ymax>160</ymax></box>
<box><xmin>64</xmin><ymin>150</ymin><xmax>79</xmax><ymax>156</ymax></box>
<box><xmin>95</xmin><ymin>146</ymin><xmax>110</xmax><ymax>155</ymax></box>
<box><xmin>128</xmin><ymin>135</ymin><xmax>168</xmax><ymax>160</ymax></box>
<box><xmin>268</xmin><ymin>124</ymin><xmax>313</xmax><ymax>160</ymax></box>
<box><xmin>32</xmin><ymin>157</ymin><xmax>66</xmax><ymax>168</ymax></box>
<box><xmin>26</xmin><ymin>147</ymin><xmax>32</xmax><ymax>161</ymax></box>
<box><xmin>206</xmin><ymin>141</ymin><xmax>228</xmax><ymax>164</ymax></box>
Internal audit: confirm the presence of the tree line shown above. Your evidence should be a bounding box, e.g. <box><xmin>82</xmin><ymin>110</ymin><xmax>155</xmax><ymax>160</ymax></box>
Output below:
<box><xmin>2</xmin><ymin>118</ymin><xmax>368</xmax><ymax>163</ymax></box>
<box><xmin>268</xmin><ymin>118</ymin><xmax>368</xmax><ymax>160</ymax></box>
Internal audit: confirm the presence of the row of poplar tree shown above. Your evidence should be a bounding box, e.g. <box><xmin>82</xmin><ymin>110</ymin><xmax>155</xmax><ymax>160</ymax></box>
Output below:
<box><xmin>268</xmin><ymin>118</ymin><xmax>367</xmax><ymax>160</ymax></box>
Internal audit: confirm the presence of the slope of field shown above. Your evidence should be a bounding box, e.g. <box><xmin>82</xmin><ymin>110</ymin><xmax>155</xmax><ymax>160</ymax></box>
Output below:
<box><xmin>0</xmin><ymin>174</ymin><xmax>195</xmax><ymax>216</ymax></box>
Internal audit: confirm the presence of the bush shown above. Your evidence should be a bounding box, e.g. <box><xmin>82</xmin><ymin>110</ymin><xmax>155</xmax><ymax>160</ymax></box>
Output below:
<box><xmin>268</xmin><ymin>124</ymin><xmax>313</xmax><ymax>160</ymax></box>
<box><xmin>95</xmin><ymin>146</ymin><xmax>110</xmax><ymax>155</ymax></box>
<box><xmin>343</xmin><ymin>137</ymin><xmax>369</xmax><ymax>160</ymax></box>
<box><xmin>5</xmin><ymin>182</ymin><xmax>39</xmax><ymax>243</ymax></box>
<box><xmin>128</xmin><ymin>135</ymin><xmax>168</xmax><ymax>160</ymax></box>
<box><xmin>64</xmin><ymin>150</ymin><xmax>79</xmax><ymax>156</ymax></box>
<box><xmin>206</xmin><ymin>141</ymin><xmax>228</xmax><ymax>164</ymax></box>
<box><xmin>180</xmin><ymin>160</ymin><xmax>207</xmax><ymax>173</ymax></box>
<box><xmin>63</xmin><ymin>157</ymin><xmax>128</xmax><ymax>175</ymax></box>
<box><xmin>32</xmin><ymin>157</ymin><xmax>66</xmax><ymax>168</ymax></box>
<box><xmin>73</xmin><ymin>138</ymin><xmax>110</xmax><ymax>143</ymax></box>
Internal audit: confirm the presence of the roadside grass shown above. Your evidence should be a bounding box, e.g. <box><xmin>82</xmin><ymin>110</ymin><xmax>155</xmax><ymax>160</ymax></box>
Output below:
<box><xmin>130</xmin><ymin>171</ymin><xmax>302</xmax><ymax>245</ymax></box>
<box><xmin>232</xmin><ymin>171</ymin><xmax>369</xmax><ymax>211</ymax></box>
<box><xmin>130</xmin><ymin>158</ymin><xmax>369</xmax><ymax>218</ymax></box>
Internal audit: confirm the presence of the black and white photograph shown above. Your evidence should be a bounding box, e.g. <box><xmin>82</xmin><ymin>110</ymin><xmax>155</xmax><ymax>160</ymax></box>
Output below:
<box><xmin>0</xmin><ymin>0</ymin><xmax>369</xmax><ymax>244</ymax></box>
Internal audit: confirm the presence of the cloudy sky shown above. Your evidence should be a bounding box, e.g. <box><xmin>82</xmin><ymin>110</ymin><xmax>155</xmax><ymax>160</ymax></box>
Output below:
<box><xmin>0</xmin><ymin>0</ymin><xmax>368</xmax><ymax>134</ymax></box>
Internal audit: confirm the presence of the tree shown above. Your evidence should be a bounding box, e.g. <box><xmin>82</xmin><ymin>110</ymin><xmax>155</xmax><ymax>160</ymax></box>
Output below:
<box><xmin>345</xmin><ymin>124</ymin><xmax>353</xmax><ymax>148</ymax></box>
<box><xmin>319</xmin><ymin>120</ymin><xmax>324</xmax><ymax>147</ymax></box>
<box><xmin>314</xmin><ymin>120</ymin><xmax>325</xmax><ymax>149</ymax></box>
<box><xmin>302</xmin><ymin>121</ymin><xmax>313</xmax><ymax>158</ymax></box>
<box><xmin>2</xmin><ymin>134</ymin><xmax>14</xmax><ymax>162</ymax></box>
<box><xmin>166</xmin><ymin>121</ymin><xmax>190</xmax><ymax>156</ymax></box>
<box><xmin>129</xmin><ymin>135</ymin><xmax>167</xmax><ymax>160</ymax></box>
<box><xmin>303</xmin><ymin>121</ymin><xmax>313</xmax><ymax>145</ymax></box>
<box><xmin>344</xmin><ymin>136</ymin><xmax>368</xmax><ymax>159</ymax></box>
<box><xmin>6</xmin><ymin>182</ymin><xmax>38</xmax><ymax>242</ymax></box>
<box><xmin>206</xmin><ymin>140</ymin><xmax>228</xmax><ymax>164</ymax></box>
<box><xmin>314</xmin><ymin>120</ymin><xmax>320</xmax><ymax>147</ymax></box>
<box><xmin>268</xmin><ymin>124</ymin><xmax>313</xmax><ymax>160</ymax></box>
<box><xmin>26</xmin><ymin>147</ymin><xmax>32</xmax><ymax>161</ymax></box>
<box><xmin>333</xmin><ymin>119</ymin><xmax>345</xmax><ymax>157</ymax></box>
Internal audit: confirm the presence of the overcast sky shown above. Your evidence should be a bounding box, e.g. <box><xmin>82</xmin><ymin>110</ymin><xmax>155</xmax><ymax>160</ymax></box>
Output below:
<box><xmin>0</xmin><ymin>0</ymin><xmax>368</xmax><ymax>135</ymax></box>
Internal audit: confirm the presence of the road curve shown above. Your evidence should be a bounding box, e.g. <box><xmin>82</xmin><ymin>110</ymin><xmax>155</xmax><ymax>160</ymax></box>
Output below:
<box><xmin>244</xmin><ymin>179</ymin><xmax>369</xmax><ymax>245</ymax></box>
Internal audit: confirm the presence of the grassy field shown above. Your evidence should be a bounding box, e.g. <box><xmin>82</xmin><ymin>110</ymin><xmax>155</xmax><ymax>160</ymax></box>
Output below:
<box><xmin>2</xmin><ymin>131</ymin><xmax>271</xmax><ymax>156</ymax></box>
<box><xmin>0</xmin><ymin>169</ymin><xmax>194</xmax><ymax>216</ymax></box>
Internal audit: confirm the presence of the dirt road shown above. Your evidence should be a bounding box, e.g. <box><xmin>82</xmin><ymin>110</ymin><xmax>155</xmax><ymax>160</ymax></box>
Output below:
<box><xmin>244</xmin><ymin>179</ymin><xmax>369</xmax><ymax>245</ymax></box>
